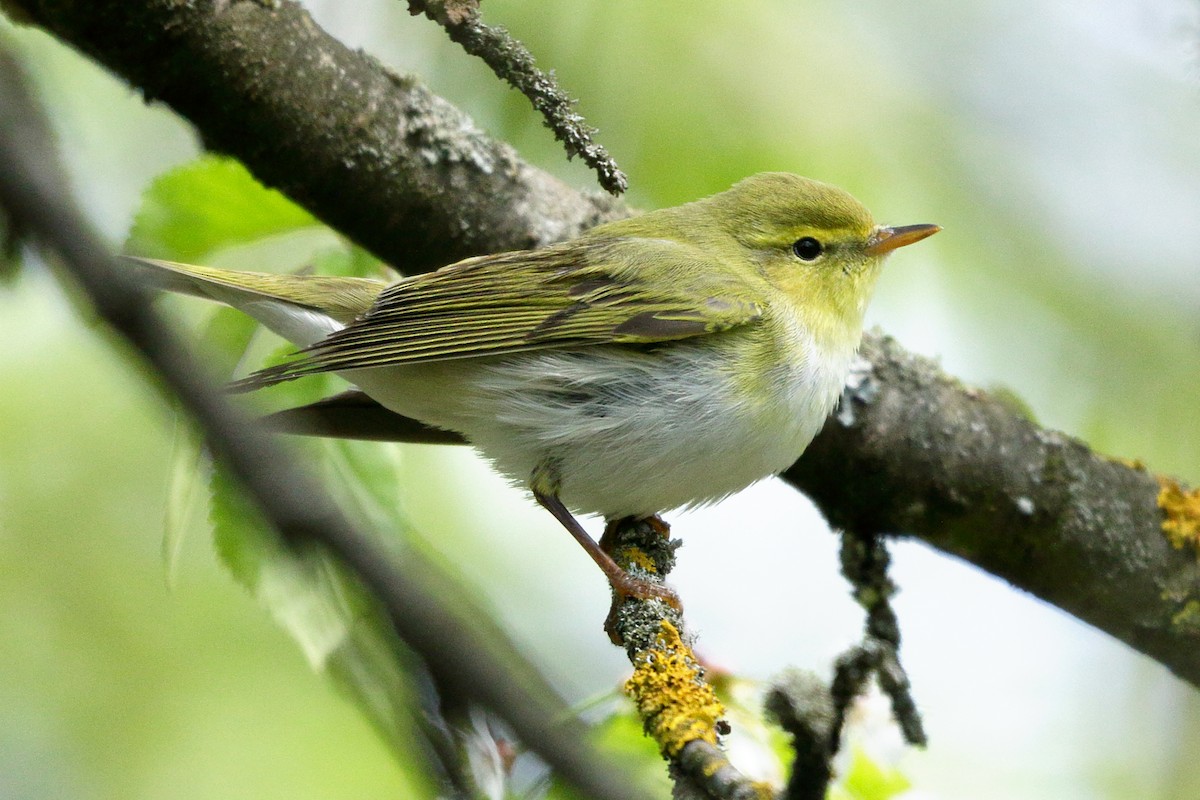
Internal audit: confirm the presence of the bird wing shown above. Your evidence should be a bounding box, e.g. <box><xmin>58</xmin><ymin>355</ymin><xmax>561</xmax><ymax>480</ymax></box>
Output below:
<box><xmin>236</xmin><ymin>236</ymin><xmax>764</xmax><ymax>389</ymax></box>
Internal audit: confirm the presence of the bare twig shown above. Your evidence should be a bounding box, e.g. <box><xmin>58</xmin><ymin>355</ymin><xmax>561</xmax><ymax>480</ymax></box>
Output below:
<box><xmin>406</xmin><ymin>0</ymin><xmax>628</xmax><ymax>195</ymax></box>
<box><xmin>0</xmin><ymin>46</ymin><xmax>648</xmax><ymax>800</ymax></box>
<box><xmin>764</xmin><ymin>670</ymin><xmax>835</xmax><ymax>800</ymax></box>
<box><xmin>674</xmin><ymin>740</ymin><xmax>775</xmax><ymax>800</ymax></box>
<box><xmin>834</xmin><ymin>530</ymin><xmax>925</xmax><ymax>747</ymax></box>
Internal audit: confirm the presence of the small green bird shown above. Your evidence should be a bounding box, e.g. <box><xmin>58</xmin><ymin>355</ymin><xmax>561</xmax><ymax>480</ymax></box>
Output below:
<box><xmin>131</xmin><ymin>173</ymin><xmax>938</xmax><ymax>610</ymax></box>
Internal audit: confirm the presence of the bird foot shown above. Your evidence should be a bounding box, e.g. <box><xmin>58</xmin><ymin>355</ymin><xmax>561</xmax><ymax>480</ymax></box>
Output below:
<box><xmin>604</xmin><ymin>573</ymin><xmax>683</xmax><ymax>646</ymax></box>
<box><xmin>600</xmin><ymin>515</ymin><xmax>682</xmax><ymax>645</ymax></box>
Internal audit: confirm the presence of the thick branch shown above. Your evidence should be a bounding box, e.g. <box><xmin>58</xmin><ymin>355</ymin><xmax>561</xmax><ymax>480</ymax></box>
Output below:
<box><xmin>11</xmin><ymin>0</ymin><xmax>625</xmax><ymax>274</ymax></box>
<box><xmin>10</xmin><ymin>0</ymin><xmax>1199</xmax><ymax>689</ymax></box>
<box><xmin>786</xmin><ymin>336</ymin><xmax>1200</xmax><ymax>687</ymax></box>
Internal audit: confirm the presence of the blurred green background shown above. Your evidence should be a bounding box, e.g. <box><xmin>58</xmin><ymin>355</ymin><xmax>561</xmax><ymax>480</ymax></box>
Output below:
<box><xmin>2</xmin><ymin>1</ymin><xmax>1199</xmax><ymax>798</ymax></box>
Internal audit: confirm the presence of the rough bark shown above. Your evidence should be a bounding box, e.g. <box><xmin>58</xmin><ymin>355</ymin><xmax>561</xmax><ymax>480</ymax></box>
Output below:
<box><xmin>787</xmin><ymin>337</ymin><xmax>1200</xmax><ymax>685</ymax></box>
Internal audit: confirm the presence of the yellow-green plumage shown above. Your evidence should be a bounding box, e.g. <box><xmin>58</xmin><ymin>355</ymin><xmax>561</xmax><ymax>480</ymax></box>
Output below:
<box><xmin>130</xmin><ymin>172</ymin><xmax>937</xmax><ymax>544</ymax></box>
<box><xmin>231</xmin><ymin>236</ymin><xmax>764</xmax><ymax>387</ymax></box>
<box><xmin>129</xmin><ymin>259</ymin><xmax>385</xmax><ymax>324</ymax></box>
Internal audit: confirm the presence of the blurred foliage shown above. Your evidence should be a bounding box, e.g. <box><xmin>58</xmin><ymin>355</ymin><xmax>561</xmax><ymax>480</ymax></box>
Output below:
<box><xmin>0</xmin><ymin>206</ymin><xmax>22</xmax><ymax>284</ymax></box>
<box><xmin>126</xmin><ymin>157</ymin><xmax>318</xmax><ymax>261</ymax></box>
<box><xmin>3</xmin><ymin>1</ymin><xmax>1200</xmax><ymax>799</ymax></box>
<box><xmin>833</xmin><ymin>749</ymin><xmax>911</xmax><ymax>800</ymax></box>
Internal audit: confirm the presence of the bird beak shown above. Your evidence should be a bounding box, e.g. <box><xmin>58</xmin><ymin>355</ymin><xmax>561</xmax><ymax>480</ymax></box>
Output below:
<box><xmin>866</xmin><ymin>223</ymin><xmax>941</xmax><ymax>256</ymax></box>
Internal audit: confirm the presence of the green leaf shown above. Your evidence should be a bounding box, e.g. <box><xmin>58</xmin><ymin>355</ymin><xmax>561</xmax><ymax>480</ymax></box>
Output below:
<box><xmin>125</xmin><ymin>155</ymin><xmax>318</xmax><ymax>261</ymax></box>
<box><xmin>835</xmin><ymin>746</ymin><xmax>911</xmax><ymax>800</ymax></box>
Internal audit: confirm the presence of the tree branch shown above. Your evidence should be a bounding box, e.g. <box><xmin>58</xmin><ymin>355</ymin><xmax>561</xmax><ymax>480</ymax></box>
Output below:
<box><xmin>8</xmin><ymin>0</ymin><xmax>1199</xmax><ymax>691</ymax></box>
<box><xmin>786</xmin><ymin>337</ymin><xmax>1200</xmax><ymax>688</ymax></box>
<box><xmin>9</xmin><ymin>0</ymin><xmax>626</xmax><ymax>275</ymax></box>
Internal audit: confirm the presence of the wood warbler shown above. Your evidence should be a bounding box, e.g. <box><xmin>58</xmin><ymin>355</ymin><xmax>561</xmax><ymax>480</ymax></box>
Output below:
<box><xmin>130</xmin><ymin>173</ymin><xmax>938</xmax><ymax>609</ymax></box>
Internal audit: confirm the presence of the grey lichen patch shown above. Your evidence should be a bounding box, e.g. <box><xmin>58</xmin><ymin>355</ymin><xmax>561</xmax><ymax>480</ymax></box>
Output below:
<box><xmin>863</xmin><ymin>330</ymin><xmax>945</xmax><ymax>392</ymax></box>
<box><xmin>836</xmin><ymin>354</ymin><xmax>877</xmax><ymax>427</ymax></box>
<box><xmin>397</xmin><ymin>87</ymin><xmax>514</xmax><ymax>176</ymax></box>
<box><xmin>611</xmin><ymin>596</ymin><xmax>687</xmax><ymax>655</ymax></box>
<box><xmin>764</xmin><ymin>668</ymin><xmax>835</xmax><ymax>740</ymax></box>
<box><xmin>513</xmin><ymin>182</ymin><xmax>631</xmax><ymax>249</ymax></box>
<box><xmin>602</xmin><ymin>516</ymin><xmax>684</xmax><ymax>650</ymax></box>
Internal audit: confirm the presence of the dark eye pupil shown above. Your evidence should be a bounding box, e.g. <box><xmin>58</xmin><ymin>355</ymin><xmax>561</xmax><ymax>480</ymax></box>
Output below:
<box><xmin>792</xmin><ymin>237</ymin><xmax>823</xmax><ymax>261</ymax></box>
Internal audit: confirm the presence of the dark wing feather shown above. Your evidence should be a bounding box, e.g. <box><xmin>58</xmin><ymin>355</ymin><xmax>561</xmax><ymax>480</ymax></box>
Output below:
<box><xmin>235</xmin><ymin>236</ymin><xmax>763</xmax><ymax>389</ymax></box>
<box><xmin>263</xmin><ymin>390</ymin><xmax>467</xmax><ymax>443</ymax></box>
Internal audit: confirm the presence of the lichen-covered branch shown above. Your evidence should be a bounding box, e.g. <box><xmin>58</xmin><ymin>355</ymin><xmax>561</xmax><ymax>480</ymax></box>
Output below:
<box><xmin>605</xmin><ymin>519</ymin><xmax>772</xmax><ymax>799</ymax></box>
<box><xmin>407</xmin><ymin>0</ymin><xmax>629</xmax><ymax>195</ymax></box>
<box><xmin>833</xmin><ymin>530</ymin><xmax>925</xmax><ymax>747</ymax></box>
<box><xmin>8</xmin><ymin>0</ymin><xmax>625</xmax><ymax>275</ymax></box>
<box><xmin>786</xmin><ymin>335</ymin><xmax>1200</xmax><ymax>688</ymax></box>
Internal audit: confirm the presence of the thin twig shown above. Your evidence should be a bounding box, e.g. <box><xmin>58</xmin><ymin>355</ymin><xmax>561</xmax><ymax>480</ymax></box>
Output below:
<box><xmin>764</xmin><ymin>670</ymin><xmax>835</xmax><ymax>800</ymax></box>
<box><xmin>407</xmin><ymin>0</ymin><xmax>628</xmax><ymax>195</ymax></box>
<box><xmin>835</xmin><ymin>529</ymin><xmax>926</xmax><ymax>747</ymax></box>
<box><xmin>674</xmin><ymin>740</ymin><xmax>775</xmax><ymax>800</ymax></box>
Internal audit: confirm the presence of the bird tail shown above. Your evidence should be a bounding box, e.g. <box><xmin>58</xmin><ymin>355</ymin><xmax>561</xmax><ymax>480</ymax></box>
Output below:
<box><xmin>124</xmin><ymin>256</ymin><xmax>387</xmax><ymax>348</ymax></box>
<box><xmin>124</xmin><ymin>257</ymin><xmax>386</xmax><ymax>322</ymax></box>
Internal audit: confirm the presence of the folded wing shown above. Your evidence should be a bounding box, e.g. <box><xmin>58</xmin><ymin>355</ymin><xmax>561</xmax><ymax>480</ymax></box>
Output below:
<box><xmin>236</xmin><ymin>236</ymin><xmax>764</xmax><ymax>389</ymax></box>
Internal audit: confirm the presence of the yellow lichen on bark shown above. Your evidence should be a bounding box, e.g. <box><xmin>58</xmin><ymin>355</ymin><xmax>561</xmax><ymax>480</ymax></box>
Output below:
<box><xmin>1170</xmin><ymin>600</ymin><xmax>1200</xmax><ymax>635</ymax></box>
<box><xmin>624</xmin><ymin>619</ymin><xmax>726</xmax><ymax>758</ymax></box>
<box><xmin>618</xmin><ymin>546</ymin><xmax>659</xmax><ymax>574</ymax></box>
<box><xmin>1158</xmin><ymin>477</ymin><xmax>1200</xmax><ymax>554</ymax></box>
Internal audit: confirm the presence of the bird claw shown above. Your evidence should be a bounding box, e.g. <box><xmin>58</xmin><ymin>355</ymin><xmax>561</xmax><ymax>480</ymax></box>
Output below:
<box><xmin>603</xmin><ymin>572</ymin><xmax>683</xmax><ymax>646</ymax></box>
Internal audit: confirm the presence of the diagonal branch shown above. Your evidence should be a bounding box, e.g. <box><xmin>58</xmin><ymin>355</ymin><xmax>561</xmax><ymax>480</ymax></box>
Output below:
<box><xmin>8</xmin><ymin>0</ymin><xmax>1200</xmax><ymax>692</ymax></box>
<box><xmin>0</xmin><ymin>43</ymin><xmax>649</xmax><ymax>800</ymax></box>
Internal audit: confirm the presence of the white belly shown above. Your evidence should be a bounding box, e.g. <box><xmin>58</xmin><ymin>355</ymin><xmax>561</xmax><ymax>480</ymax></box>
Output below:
<box><xmin>348</xmin><ymin>329</ymin><xmax>854</xmax><ymax>519</ymax></box>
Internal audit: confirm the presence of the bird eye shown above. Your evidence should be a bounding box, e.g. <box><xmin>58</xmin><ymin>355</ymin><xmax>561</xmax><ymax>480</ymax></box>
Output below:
<box><xmin>791</xmin><ymin>237</ymin><xmax>823</xmax><ymax>261</ymax></box>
